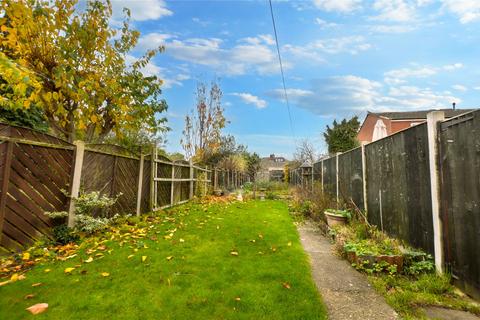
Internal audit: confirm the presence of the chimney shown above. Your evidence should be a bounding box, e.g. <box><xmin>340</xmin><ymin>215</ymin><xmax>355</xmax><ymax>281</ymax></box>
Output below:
<box><xmin>452</xmin><ymin>102</ymin><xmax>456</xmax><ymax>110</ymax></box>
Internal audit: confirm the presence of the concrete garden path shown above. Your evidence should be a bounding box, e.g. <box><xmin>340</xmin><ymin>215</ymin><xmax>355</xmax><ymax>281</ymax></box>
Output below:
<box><xmin>298</xmin><ymin>220</ymin><xmax>398</xmax><ymax>320</ymax></box>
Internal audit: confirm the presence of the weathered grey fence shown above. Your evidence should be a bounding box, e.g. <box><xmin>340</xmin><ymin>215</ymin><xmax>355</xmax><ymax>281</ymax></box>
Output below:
<box><xmin>0</xmin><ymin>124</ymin><xmax>248</xmax><ymax>253</ymax></box>
<box><xmin>290</xmin><ymin>109</ymin><xmax>480</xmax><ymax>299</ymax></box>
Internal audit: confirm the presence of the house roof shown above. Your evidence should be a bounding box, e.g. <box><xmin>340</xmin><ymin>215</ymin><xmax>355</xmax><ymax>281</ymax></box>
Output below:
<box><xmin>370</xmin><ymin>109</ymin><xmax>475</xmax><ymax>120</ymax></box>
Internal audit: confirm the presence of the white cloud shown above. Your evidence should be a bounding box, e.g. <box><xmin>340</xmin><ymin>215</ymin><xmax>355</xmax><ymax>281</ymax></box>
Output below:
<box><xmin>312</xmin><ymin>0</ymin><xmax>362</xmax><ymax>13</ymax></box>
<box><xmin>371</xmin><ymin>0</ymin><xmax>416</xmax><ymax>22</ymax></box>
<box><xmin>384</xmin><ymin>63</ymin><xmax>464</xmax><ymax>84</ymax></box>
<box><xmin>231</xmin><ymin>93</ymin><xmax>267</xmax><ymax>109</ymax></box>
<box><xmin>443</xmin><ymin>63</ymin><xmax>463</xmax><ymax>70</ymax></box>
<box><xmin>474</xmin><ymin>86</ymin><xmax>480</xmax><ymax>91</ymax></box>
<box><xmin>442</xmin><ymin>0</ymin><xmax>480</xmax><ymax>24</ymax></box>
<box><xmin>125</xmin><ymin>55</ymin><xmax>190</xmax><ymax>89</ymax></box>
<box><xmin>284</xmin><ymin>36</ymin><xmax>371</xmax><ymax>63</ymax></box>
<box><xmin>315</xmin><ymin>18</ymin><xmax>339</xmax><ymax>28</ymax></box>
<box><xmin>270</xmin><ymin>75</ymin><xmax>461</xmax><ymax>115</ymax></box>
<box><xmin>452</xmin><ymin>84</ymin><xmax>468</xmax><ymax>91</ymax></box>
<box><xmin>137</xmin><ymin>33</ymin><xmax>281</xmax><ymax>76</ymax></box>
<box><xmin>369</xmin><ymin>24</ymin><xmax>416</xmax><ymax>33</ymax></box>
<box><xmin>111</xmin><ymin>0</ymin><xmax>172</xmax><ymax>21</ymax></box>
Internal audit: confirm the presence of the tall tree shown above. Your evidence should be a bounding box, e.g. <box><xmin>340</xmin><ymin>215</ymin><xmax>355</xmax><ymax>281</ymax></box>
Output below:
<box><xmin>0</xmin><ymin>0</ymin><xmax>167</xmax><ymax>142</ymax></box>
<box><xmin>323</xmin><ymin>116</ymin><xmax>360</xmax><ymax>154</ymax></box>
<box><xmin>181</xmin><ymin>80</ymin><xmax>226</xmax><ymax>162</ymax></box>
<box><xmin>293</xmin><ymin>139</ymin><xmax>317</xmax><ymax>165</ymax></box>
<box><xmin>204</xmin><ymin>134</ymin><xmax>246</xmax><ymax>166</ymax></box>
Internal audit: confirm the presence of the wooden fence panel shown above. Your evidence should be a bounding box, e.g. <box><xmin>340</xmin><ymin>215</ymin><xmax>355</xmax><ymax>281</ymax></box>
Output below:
<box><xmin>0</xmin><ymin>140</ymin><xmax>72</xmax><ymax>251</ymax></box>
<box><xmin>322</xmin><ymin>156</ymin><xmax>336</xmax><ymax>196</ymax></box>
<box><xmin>440</xmin><ymin>109</ymin><xmax>480</xmax><ymax>299</ymax></box>
<box><xmin>338</xmin><ymin>147</ymin><xmax>364</xmax><ymax>210</ymax></box>
<box><xmin>113</xmin><ymin>157</ymin><xmax>139</xmax><ymax>214</ymax></box>
<box><xmin>365</xmin><ymin>123</ymin><xmax>434</xmax><ymax>255</ymax></box>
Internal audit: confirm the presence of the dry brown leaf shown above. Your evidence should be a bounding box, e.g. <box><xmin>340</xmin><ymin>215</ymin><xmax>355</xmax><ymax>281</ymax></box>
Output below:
<box><xmin>230</xmin><ymin>251</ymin><xmax>239</xmax><ymax>256</ymax></box>
<box><xmin>282</xmin><ymin>282</ymin><xmax>291</xmax><ymax>289</ymax></box>
<box><xmin>85</xmin><ymin>257</ymin><xmax>93</xmax><ymax>263</ymax></box>
<box><xmin>31</xmin><ymin>283</ymin><xmax>42</xmax><ymax>287</ymax></box>
<box><xmin>26</xmin><ymin>303</ymin><xmax>48</xmax><ymax>315</ymax></box>
<box><xmin>24</xmin><ymin>294</ymin><xmax>35</xmax><ymax>300</ymax></box>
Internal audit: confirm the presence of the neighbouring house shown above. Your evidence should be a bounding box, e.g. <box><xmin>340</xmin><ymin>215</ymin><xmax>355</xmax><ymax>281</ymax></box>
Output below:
<box><xmin>258</xmin><ymin>154</ymin><xmax>288</xmax><ymax>182</ymax></box>
<box><xmin>357</xmin><ymin>108</ymin><xmax>474</xmax><ymax>144</ymax></box>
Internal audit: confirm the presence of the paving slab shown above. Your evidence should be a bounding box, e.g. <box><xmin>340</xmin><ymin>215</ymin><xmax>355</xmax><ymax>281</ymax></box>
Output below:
<box><xmin>298</xmin><ymin>220</ymin><xmax>398</xmax><ymax>320</ymax></box>
<box><xmin>423</xmin><ymin>306</ymin><xmax>480</xmax><ymax>320</ymax></box>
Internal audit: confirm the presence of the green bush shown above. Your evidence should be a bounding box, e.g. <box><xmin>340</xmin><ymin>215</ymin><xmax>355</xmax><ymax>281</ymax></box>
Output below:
<box><xmin>52</xmin><ymin>225</ymin><xmax>80</xmax><ymax>245</ymax></box>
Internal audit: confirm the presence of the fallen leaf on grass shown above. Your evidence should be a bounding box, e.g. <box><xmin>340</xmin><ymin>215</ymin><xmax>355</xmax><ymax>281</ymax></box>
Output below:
<box><xmin>166</xmin><ymin>256</ymin><xmax>173</xmax><ymax>261</ymax></box>
<box><xmin>101</xmin><ymin>272</ymin><xmax>110</xmax><ymax>277</ymax></box>
<box><xmin>179</xmin><ymin>238</ymin><xmax>185</xmax><ymax>243</ymax></box>
<box><xmin>0</xmin><ymin>280</ymin><xmax>10</xmax><ymax>286</ymax></box>
<box><xmin>44</xmin><ymin>269</ymin><xmax>51</xmax><ymax>273</ymax></box>
<box><xmin>26</xmin><ymin>303</ymin><xmax>48</xmax><ymax>315</ymax></box>
<box><xmin>235</xmin><ymin>297</ymin><xmax>241</xmax><ymax>301</ymax></box>
<box><xmin>258</xmin><ymin>234</ymin><xmax>263</xmax><ymax>239</ymax></box>
<box><xmin>24</xmin><ymin>294</ymin><xmax>35</xmax><ymax>299</ymax></box>
<box><xmin>64</xmin><ymin>267</ymin><xmax>75</xmax><ymax>274</ymax></box>
<box><xmin>287</xmin><ymin>242</ymin><xmax>292</xmax><ymax>247</ymax></box>
<box><xmin>32</xmin><ymin>283</ymin><xmax>42</xmax><ymax>287</ymax></box>
<box><xmin>282</xmin><ymin>282</ymin><xmax>291</xmax><ymax>289</ymax></box>
<box><xmin>22</xmin><ymin>252</ymin><xmax>30</xmax><ymax>261</ymax></box>
<box><xmin>85</xmin><ymin>257</ymin><xmax>93</xmax><ymax>263</ymax></box>
<box><xmin>142</xmin><ymin>256</ymin><xmax>147</xmax><ymax>262</ymax></box>
<box><xmin>230</xmin><ymin>251</ymin><xmax>239</xmax><ymax>256</ymax></box>
<box><xmin>127</xmin><ymin>255</ymin><xmax>134</xmax><ymax>259</ymax></box>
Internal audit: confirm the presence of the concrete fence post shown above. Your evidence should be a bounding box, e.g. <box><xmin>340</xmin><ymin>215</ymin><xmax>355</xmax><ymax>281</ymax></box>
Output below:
<box><xmin>361</xmin><ymin>145</ymin><xmax>368</xmax><ymax>212</ymax></box>
<box><xmin>189</xmin><ymin>159</ymin><xmax>194</xmax><ymax>199</ymax></box>
<box><xmin>204</xmin><ymin>166</ymin><xmax>208</xmax><ymax>196</ymax></box>
<box><xmin>170</xmin><ymin>162</ymin><xmax>175</xmax><ymax>206</ymax></box>
<box><xmin>427</xmin><ymin>111</ymin><xmax>446</xmax><ymax>273</ymax></box>
<box><xmin>321</xmin><ymin>160</ymin><xmax>324</xmax><ymax>194</ymax></box>
<box><xmin>336</xmin><ymin>153</ymin><xmax>340</xmax><ymax>204</ymax></box>
<box><xmin>68</xmin><ymin>140</ymin><xmax>85</xmax><ymax>228</ymax></box>
<box><xmin>150</xmin><ymin>145</ymin><xmax>156</xmax><ymax>211</ymax></box>
<box><xmin>136</xmin><ymin>154</ymin><xmax>144</xmax><ymax>216</ymax></box>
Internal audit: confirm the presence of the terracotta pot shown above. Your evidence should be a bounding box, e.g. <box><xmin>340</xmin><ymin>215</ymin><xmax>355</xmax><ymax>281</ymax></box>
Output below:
<box><xmin>324</xmin><ymin>211</ymin><xmax>348</xmax><ymax>226</ymax></box>
<box><xmin>346</xmin><ymin>251</ymin><xmax>357</xmax><ymax>264</ymax></box>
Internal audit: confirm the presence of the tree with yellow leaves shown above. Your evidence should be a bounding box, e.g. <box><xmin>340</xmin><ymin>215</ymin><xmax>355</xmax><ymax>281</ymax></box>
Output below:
<box><xmin>0</xmin><ymin>0</ymin><xmax>167</xmax><ymax>142</ymax></box>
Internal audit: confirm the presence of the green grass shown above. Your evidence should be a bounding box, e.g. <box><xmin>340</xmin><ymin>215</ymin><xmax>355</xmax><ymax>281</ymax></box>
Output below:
<box><xmin>369</xmin><ymin>273</ymin><xmax>480</xmax><ymax>319</ymax></box>
<box><xmin>0</xmin><ymin>200</ymin><xmax>326</xmax><ymax>319</ymax></box>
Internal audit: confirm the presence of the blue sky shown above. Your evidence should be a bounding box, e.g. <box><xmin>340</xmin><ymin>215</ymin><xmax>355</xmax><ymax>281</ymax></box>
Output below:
<box><xmin>112</xmin><ymin>0</ymin><xmax>480</xmax><ymax>158</ymax></box>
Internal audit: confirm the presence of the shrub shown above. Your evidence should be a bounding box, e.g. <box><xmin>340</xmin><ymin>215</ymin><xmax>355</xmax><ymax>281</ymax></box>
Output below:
<box><xmin>52</xmin><ymin>225</ymin><xmax>80</xmax><ymax>245</ymax></box>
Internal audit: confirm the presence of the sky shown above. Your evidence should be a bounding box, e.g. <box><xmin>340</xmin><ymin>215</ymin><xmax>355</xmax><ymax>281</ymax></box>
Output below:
<box><xmin>111</xmin><ymin>0</ymin><xmax>480</xmax><ymax>158</ymax></box>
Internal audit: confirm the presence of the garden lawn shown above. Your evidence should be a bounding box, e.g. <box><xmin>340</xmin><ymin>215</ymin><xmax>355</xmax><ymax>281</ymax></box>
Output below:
<box><xmin>0</xmin><ymin>199</ymin><xmax>327</xmax><ymax>319</ymax></box>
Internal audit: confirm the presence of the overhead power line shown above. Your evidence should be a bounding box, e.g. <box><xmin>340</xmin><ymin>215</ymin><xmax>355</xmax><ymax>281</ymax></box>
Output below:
<box><xmin>268</xmin><ymin>0</ymin><xmax>295</xmax><ymax>140</ymax></box>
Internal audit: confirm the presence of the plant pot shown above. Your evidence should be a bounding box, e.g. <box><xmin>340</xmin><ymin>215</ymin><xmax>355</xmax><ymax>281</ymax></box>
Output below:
<box><xmin>324</xmin><ymin>211</ymin><xmax>348</xmax><ymax>227</ymax></box>
<box><xmin>376</xmin><ymin>255</ymin><xmax>404</xmax><ymax>273</ymax></box>
<box><xmin>346</xmin><ymin>250</ymin><xmax>357</xmax><ymax>264</ymax></box>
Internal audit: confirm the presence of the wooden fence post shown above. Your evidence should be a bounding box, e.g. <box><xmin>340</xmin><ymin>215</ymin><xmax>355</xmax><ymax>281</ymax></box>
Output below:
<box><xmin>361</xmin><ymin>145</ymin><xmax>368</xmax><ymax>212</ymax></box>
<box><xmin>0</xmin><ymin>141</ymin><xmax>13</xmax><ymax>242</ymax></box>
<box><xmin>189</xmin><ymin>159</ymin><xmax>194</xmax><ymax>199</ymax></box>
<box><xmin>136</xmin><ymin>154</ymin><xmax>144</xmax><ymax>216</ymax></box>
<box><xmin>68</xmin><ymin>140</ymin><xmax>85</xmax><ymax>228</ymax></box>
<box><xmin>214</xmin><ymin>168</ymin><xmax>218</xmax><ymax>191</ymax></box>
<box><xmin>170</xmin><ymin>162</ymin><xmax>175</xmax><ymax>206</ymax></box>
<box><xmin>427</xmin><ymin>111</ymin><xmax>446</xmax><ymax>273</ymax></box>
